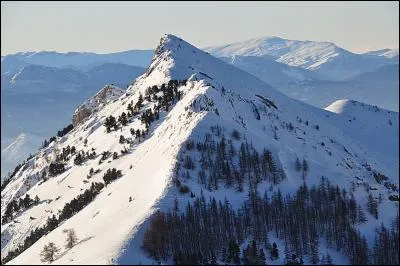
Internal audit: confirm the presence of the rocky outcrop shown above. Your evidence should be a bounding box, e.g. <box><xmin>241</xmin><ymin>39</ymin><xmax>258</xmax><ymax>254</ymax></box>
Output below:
<box><xmin>72</xmin><ymin>84</ymin><xmax>124</xmax><ymax>127</ymax></box>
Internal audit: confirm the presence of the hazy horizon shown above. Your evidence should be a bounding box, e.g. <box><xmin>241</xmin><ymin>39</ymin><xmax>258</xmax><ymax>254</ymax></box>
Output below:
<box><xmin>1</xmin><ymin>34</ymin><xmax>399</xmax><ymax>57</ymax></box>
<box><xmin>1</xmin><ymin>1</ymin><xmax>398</xmax><ymax>56</ymax></box>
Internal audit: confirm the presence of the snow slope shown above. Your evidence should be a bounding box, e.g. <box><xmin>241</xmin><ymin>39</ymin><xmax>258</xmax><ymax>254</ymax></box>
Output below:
<box><xmin>205</xmin><ymin>36</ymin><xmax>396</xmax><ymax>80</ymax></box>
<box><xmin>1</xmin><ymin>34</ymin><xmax>398</xmax><ymax>265</ymax></box>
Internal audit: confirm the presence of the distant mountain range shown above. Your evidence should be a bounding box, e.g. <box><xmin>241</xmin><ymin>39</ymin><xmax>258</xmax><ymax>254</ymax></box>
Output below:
<box><xmin>205</xmin><ymin>36</ymin><xmax>398</xmax><ymax>80</ymax></box>
<box><xmin>223</xmin><ymin>55</ymin><xmax>398</xmax><ymax>111</ymax></box>
<box><xmin>2</xmin><ymin>62</ymin><xmax>145</xmax><ymax>93</ymax></box>
<box><xmin>362</xmin><ymin>48</ymin><xmax>399</xmax><ymax>60</ymax></box>
<box><xmin>2</xmin><ymin>49</ymin><xmax>153</xmax><ymax>70</ymax></box>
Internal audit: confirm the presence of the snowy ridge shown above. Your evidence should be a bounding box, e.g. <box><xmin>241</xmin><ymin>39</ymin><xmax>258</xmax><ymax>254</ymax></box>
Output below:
<box><xmin>205</xmin><ymin>36</ymin><xmax>341</xmax><ymax>70</ymax></box>
<box><xmin>72</xmin><ymin>84</ymin><xmax>124</xmax><ymax>127</ymax></box>
<box><xmin>362</xmin><ymin>48</ymin><xmax>399</xmax><ymax>59</ymax></box>
<box><xmin>205</xmin><ymin>36</ymin><xmax>396</xmax><ymax>80</ymax></box>
<box><xmin>1</xmin><ymin>34</ymin><xmax>398</xmax><ymax>265</ymax></box>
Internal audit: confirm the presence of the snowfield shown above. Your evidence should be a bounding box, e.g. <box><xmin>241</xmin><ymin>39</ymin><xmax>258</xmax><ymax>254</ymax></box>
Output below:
<box><xmin>1</xmin><ymin>34</ymin><xmax>398</xmax><ymax>265</ymax></box>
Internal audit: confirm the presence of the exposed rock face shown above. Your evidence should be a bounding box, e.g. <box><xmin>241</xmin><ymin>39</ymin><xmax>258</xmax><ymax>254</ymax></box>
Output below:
<box><xmin>72</xmin><ymin>84</ymin><xmax>124</xmax><ymax>127</ymax></box>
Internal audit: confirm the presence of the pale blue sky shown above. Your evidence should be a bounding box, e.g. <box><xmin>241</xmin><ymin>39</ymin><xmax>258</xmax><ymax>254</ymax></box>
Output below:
<box><xmin>1</xmin><ymin>1</ymin><xmax>398</xmax><ymax>55</ymax></box>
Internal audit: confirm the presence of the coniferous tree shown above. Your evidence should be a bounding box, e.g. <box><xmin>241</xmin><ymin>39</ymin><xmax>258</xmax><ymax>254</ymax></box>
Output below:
<box><xmin>325</xmin><ymin>252</ymin><xmax>333</xmax><ymax>265</ymax></box>
<box><xmin>136</xmin><ymin>129</ymin><xmax>141</xmax><ymax>142</ymax></box>
<box><xmin>48</xmin><ymin>162</ymin><xmax>66</xmax><ymax>176</ymax></box>
<box><xmin>295</xmin><ymin>157</ymin><xmax>302</xmax><ymax>172</ymax></box>
<box><xmin>357</xmin><ymin>204</ymin><xmax>367</xmax><ymax>223</ymax></box>
<box><xmin>271</xmin><ymin>242</ymin><xmax>279</xmax><ymax>260</ymax></box>
<box><xmin>127</xmin><ymin>102</ymin><xmax>134</xmax><ymax>115</ymax></box>
<box><xmin>118</xmin><ymin>112</ymin><xmax>128</xmax><ymax>126</ymax></box>
<box><xmin>74</xmin><ymin>153</ymin><xmax>84</xmax><ymax>165</ymax></box>
<box><xmin>103</xmin><ymin>168</ymin><xmax>122</xmax><ymax>185</ymax></box>
<box><xmin>23</xmin><ymin>194</ymin><xmax>33</xmax><ymax>208</ymax></box>
<box><xmin>64</xmin><ymin>228</ymin><xmax>78</xmax><ymax>249</ymax></box>
<box><xmin>104</xmin><ymin>115</ymin><xmax>117</xmax><ymax>132</ymax></box>
<box><xmin>34</xmin><ymin>195</ymin><xmax>40</xmax><ymax>205</ymax></box>
<box><xmin>258</xmin><ymin>248</ymin><xmax>266</xmax><ymax>265</ymax></box>
<box><xmin>302</xmin><ymin>159</ymin><xmax>309</xmax><ymax>179</ymax></box>
<box><xmin>310</xmin><ymin>237</ymin><xmax>319</xmax><ymax>265</ymax></box>
<box><xmin>40</xmin><ymin>242</ymin><xmax>60</xmax><ymax>262</ymax></box>
<box><xmin>367</xmin><ymin>194</ymin><xmax>378</xmax><ymax>219</ymax></box>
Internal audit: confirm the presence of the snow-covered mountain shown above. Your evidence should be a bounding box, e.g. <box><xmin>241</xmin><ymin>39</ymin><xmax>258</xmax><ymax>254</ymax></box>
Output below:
<box><xmin>1</xmin><ymin>62</ymin><xmax>145</xmax><ymax>179</ymax></box>
<box><xmin>1</xmin><ymin>134</ymin><xmax>43</xmax><ymax>180</ymax></box>
<box><xmin>1</xmin><ymin>34</ymin><xmax>398</xmax><ymax>265</ymax></box>
<box><xmin>2</xmin><ymin>63</ymin><xmax>145</xmax><ymax>93</ymax></box>
<box><xmin>205</xmin><ymin>36</ymin><xmax>397</xmax><ymax>80</ymax></box>
<box><xmin>222</xmin><ymin>56</ymin><xmax>399</xmax><ymax>111</ymax></box>
<box><xmin>362</xmin><ymin>48</ymin><xmax>399</xmax><ymax>60</ymax></box>
<box><xmin>1</xmin><ymin>57</ymin><xmax>29</xmax><ymax>76</ymax></box>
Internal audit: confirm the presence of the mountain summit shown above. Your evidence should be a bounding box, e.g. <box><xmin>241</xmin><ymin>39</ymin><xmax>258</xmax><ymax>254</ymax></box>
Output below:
<box><xmin>1</xmin><ymin>34</ymin><xmax>398</xmax><ymax>265</ymax></box>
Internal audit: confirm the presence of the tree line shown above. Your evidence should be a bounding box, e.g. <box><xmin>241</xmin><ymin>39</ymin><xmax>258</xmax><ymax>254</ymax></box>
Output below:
<box><xmin>143</xmin><ymin>176</ymin><xmax>398</xmax><ymax>265</ymax></box>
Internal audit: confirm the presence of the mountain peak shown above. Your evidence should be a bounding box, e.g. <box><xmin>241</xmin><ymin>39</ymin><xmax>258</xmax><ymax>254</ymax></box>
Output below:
<box><xmin>325</xmin><ymin>98</ymin><xmax>395</xmax><ymax>115</ymax></box>
<box><xmin>131</xmin><ymin>34</ymin><xmax>279</xmax><ymax>100</ymax></box>
<box><xmin>154</xmin><ymin>34</ymin><xmax>185</xmax><ymax>56</ymax></box>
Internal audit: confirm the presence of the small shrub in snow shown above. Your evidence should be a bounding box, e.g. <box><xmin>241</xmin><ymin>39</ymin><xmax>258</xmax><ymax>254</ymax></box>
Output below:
<box><xmin>179</xmin><ymin>185</ymin><xmax>190</xmax><ymax>194</ymax></box>
<box><xmin>103</xmin><ymin>168</ymin><xmax>122</xmax><ymax>185</ymax></box>
<box><xmin>231</xmin><ymin>129</ymin><xmax>241</xmax><ymax>140</ymax></box>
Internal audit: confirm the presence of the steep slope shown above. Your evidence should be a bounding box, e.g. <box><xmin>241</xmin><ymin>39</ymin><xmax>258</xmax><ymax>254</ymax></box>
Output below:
<box><xmin>72</xmin><ymin>84</ymin><xmax>125</xmax><ymax>127</ymax></box>
<box><xmin>325</xmin><ymin>99</ymin><xmax>399</xmax><ymax>175</ymax></box>
<box><xmin>1</xmin><ymin>62</ymin><xmax>145</xmax><ymax>178</ymax></box>
<box><xmin>1</xmin><ymin>35</ymin><xmax>398</xmax><ymax>265</ymax></box>
<box><xmin>205</xmin><ymin>36</ymin><xmax>396</xmax><ymax>80</ymax></box>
